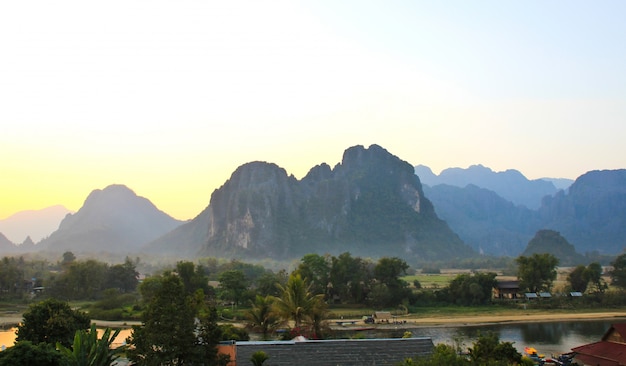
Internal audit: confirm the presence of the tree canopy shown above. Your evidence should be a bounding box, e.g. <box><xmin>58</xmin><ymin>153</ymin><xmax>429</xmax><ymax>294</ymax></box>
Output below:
<box><xmin>516</xmin><ymin>253</ymin><xmax>559</xmax><ymax>293</ymax></box>
<box><xmin>16</xmin><ymin>298</ymin><xmax>90</xmax><ymax>348</ymax></box>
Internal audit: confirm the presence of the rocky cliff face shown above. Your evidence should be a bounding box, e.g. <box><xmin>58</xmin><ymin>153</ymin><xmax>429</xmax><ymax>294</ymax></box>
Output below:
<box><xmin>538</xmin><ymin>169</ymin><xmax>626</xmax><ymax>254</ymax></box>
<box><xmin>195</xmin><ymin>145</ymin><xmax>473</xmax><ymax>260</ymax></box>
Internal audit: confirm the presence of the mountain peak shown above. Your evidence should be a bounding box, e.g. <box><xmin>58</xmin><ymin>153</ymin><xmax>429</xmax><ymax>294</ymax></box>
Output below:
<box><xmin>158</xmin><ymin>144</ymin><xmax>474</xmax><ymax>261</ymax></box>
<box><xmin>39</xmin><ymin>184</ymin><xmax>183</xmax><ymax>254</ymax></box>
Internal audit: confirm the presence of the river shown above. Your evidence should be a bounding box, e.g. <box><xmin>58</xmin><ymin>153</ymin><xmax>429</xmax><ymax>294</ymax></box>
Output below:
<box><xmin>335</xmin><ymin>319</ymin><xmax>617</xmax><ymax>357</ymax></box>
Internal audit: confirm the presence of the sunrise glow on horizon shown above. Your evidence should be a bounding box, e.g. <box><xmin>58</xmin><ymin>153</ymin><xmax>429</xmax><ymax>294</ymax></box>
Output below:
<box><xmin>2</xmin><ymin>1</ymin><xmax>626</xmax><ymax>221</ymax></box>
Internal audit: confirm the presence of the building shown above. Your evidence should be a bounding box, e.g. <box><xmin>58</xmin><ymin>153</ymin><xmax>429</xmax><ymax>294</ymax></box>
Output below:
<box><xmin>493</xmin><ymin>280</ymin><xmax>520</xmax><ymax>299</ymax></box>
<box><xmin>572</xmin><ymin>323</ymin><xmax>626</xmax><ymax>365</ymax></box>
<box><xmin>218</xmin><ymin>337</ymin><xmax>434</xmax><ymax>366</ymax></box>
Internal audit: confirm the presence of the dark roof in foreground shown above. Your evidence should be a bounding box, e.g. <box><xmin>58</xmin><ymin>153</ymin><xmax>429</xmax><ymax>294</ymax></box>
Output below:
<box><xmin>233</xmin><ymin>337</ymin><xmax>434</xmax><ymax>366</ymax></box>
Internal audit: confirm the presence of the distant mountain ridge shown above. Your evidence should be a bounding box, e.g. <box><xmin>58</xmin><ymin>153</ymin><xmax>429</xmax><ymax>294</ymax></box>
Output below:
<box><xmin>538</xmin><ymin>169</ymin><xmax>626</xmax><ymax>254</ymax></box>
<box><xmin>147</xmin><ymin>144</ymin><xmax>474</xmax><ymax>261</ymax></box>
<box><xmin>422</xmin><ymin>168</ymin><xmax>626</xmax><ymax>256</ymax></box>
<box><xmin>415</xmin><ymin>164</ymin><xmax>572</xmax><ymax>209</ymax></box>
<box><xmin>37</xmin><ymin>185</ymin><xmax>184</xmax><ymax>254</ymax></box>
<box><xmin>0</xmin><ymin>205</ymin><xmax>72</xmax><ymax>243</ymax></box>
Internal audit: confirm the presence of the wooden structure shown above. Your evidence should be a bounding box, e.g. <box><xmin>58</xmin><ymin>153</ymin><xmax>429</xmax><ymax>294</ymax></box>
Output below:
<box><xmin>493</xmin><ymin>280</ymin><xmax>520</xmax><ymax>299</ymax></box>
<box><xmin>373</xmin><ymin>311</ymin><xmax>392</xmax><ymax>323</ymax></box>
<box><xmin>572</xmin><ymin>323</ymin><xmax>626</xmax><ymax>365</ymax></box>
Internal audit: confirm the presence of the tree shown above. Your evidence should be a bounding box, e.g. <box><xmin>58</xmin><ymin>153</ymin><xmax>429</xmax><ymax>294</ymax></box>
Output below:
<box><xmin>516</xmin><ymin>253</ymin><xmax>559</xmax><ymax>293</ymax></box>
<box><xmin>447</xmin><ymin>272</ymin><xmax>497</xmax><ymax>305</ymax></box>
<box><xmin>218</xmin><ymin>270</ymin><xmax>249</xmax><ymax>306</ymax></box>
<box><xmin>256</xmin><ymin>269</ymin><xmax>288</xmax><ymax>297</ymax></box>
<box><xmin>250</xmin><ymin>351</ymin><xmax>270</xmax><ymax>366</ymax></box>
<box><xmin>126</xmin><ymin>273</ymin><xmax>200</xmax><ymax>365</ymax></box>
<box><xmin>56</xmin><ymin>324</ymin><xmax>125</xmax><ymax>366</ymax></box>
<box><xmin>371</xmin><ymin>257</ymin><xmax>410</xmax><ymax>307</ymax></box>
<box><xmin>105</xmin><ymin>257</ymin><xmax>139</xmax><ymax>293</ymax></box>
<box><xmin>245</xmin><ymin>295</ymin><xmax>282</xmax><ymax>340</ymax></box>
<box><xmin>0</xmin><ymin>257</ymin><xmax>25</xmax><ymax>299</ymax></box>
<box><xmin>272</xmin><ymin>274</ymin><xmax>324</xmax><ymax>329</ymax></box>
<box><xmin>0</xmin><ymin>341</ymin><xmax>66</xmax><ymax>366</ymax></box>
<box><xmin>468</xmin><ymin>332</ymin><xmax>522</xmax><ymax>365</ymax></box>
<box><xmin>398</xmin><ymin>343</ymin><xmax>467</xmax><ymax>366</ymax></box>
<box><xmin>176</xmin><ymin>261</ymin><xmax>210</xmax><ymax>295</ymax></box>
<box><xmin>585</xmin><ymin>262</ymin><xmax>607</xmax><ymax>293</ymax></box>
<box><xmin>329</xmin><ymin>252</ymin><xmax>372</xmax><ymax>303</ymax></box>
<box><xmin>16</xmin><ymin>298</ymin><xmax>90</xmax><ymax>348</ymax></box>
<box><xmin>127</xmin><ymin>272</ymin><xmax>228</xmax><ymax>366</ymax></box>
<box><xmin>296</xmin><ymin>254</ymin><xmax>331</xmax><ymax>298</ymax></box>
<box><xmin>610</xmin><ymin>253</ymin><xmax>626</xmax><ymax>289</ymax></box>
<box><xmin>61</xmin><ymin>251</ymin><xmax>76</xmax><ymax>266</ymax></box>
<box><xmin>49</xmin><ymin>260</ymin><xmax>109</xmax><ymax>300</ymax></box>
<box><xmin>567</xmin><ymin>265</ymin><xmax>589</xmax><ymax>293</ymax></box>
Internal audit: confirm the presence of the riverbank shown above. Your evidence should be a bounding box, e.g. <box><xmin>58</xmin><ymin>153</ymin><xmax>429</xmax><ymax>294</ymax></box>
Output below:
<box><xmin>329</xmin><ymin>311</ymin><xmax>626</xmax><ymax>330</ymax></box>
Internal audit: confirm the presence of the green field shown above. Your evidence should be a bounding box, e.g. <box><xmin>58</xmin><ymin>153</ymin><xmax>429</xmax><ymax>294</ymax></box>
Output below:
<box><xmin>402</xmin><ymin>273</ymin><xmax>458</xmax><ymax>289</ymax></box>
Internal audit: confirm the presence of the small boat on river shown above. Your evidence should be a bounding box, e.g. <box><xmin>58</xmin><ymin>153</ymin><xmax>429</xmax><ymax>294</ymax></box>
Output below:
<box><xmin>524</xmin><ymin>347</ymin><xmax>576</xmax><ymax>365</ymax></box>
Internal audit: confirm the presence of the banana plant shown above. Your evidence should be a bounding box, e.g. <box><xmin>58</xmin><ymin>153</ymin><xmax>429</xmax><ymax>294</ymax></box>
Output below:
<box><xmin>57</xmin><ymin>324</ymin><xmax>126</xmax><ymax>366</ymax></box>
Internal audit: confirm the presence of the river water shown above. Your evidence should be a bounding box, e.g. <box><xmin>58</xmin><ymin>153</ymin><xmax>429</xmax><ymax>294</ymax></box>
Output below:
<box><xmin>336</xmin><ymin>319</ymin><xmax>621</xmax><ymax>357</ymax></box>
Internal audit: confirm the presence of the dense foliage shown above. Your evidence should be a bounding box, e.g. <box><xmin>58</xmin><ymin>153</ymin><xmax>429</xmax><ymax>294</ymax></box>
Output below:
<box><xmin>445</xmin><ymin>272</ymin><xmax>497</xmax><ymax>305</ymax></box>
<box><xmin>610</xmin><ymin>253</ymin><xmax>626</xmax><ymax>289</ymax></box>
<box><xmin>0</xmin><ymin>341</ymin><xmax>66</xmax><ymax>366</ymax></box>
<box><xmin>516</xmin><ymin>253</ymin><xmax>559</xmax><ymax>292</ymax></box>
<box><xmin>56</xmin><ymin>324</ymin><xmax>125</xmax><ymax>366</ymax></box>
<box><xmin>399</xmin><ymin>333</ymin><xmax>524</xmax><ymax>366</ymax></box>
<box><xmin>16</xmin><ymin>298</ymin><xmax>91</xmax><ymax>348</ymax></box>
<box><xmin>126</xmin><ymin>264</ymin><xmax>231</xmax><ymax>366</ymax></box>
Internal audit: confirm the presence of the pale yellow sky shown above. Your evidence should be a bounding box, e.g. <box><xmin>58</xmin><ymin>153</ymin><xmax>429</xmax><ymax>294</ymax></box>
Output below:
<box><xmin>2</xmin><ymin>1</ymin><xmax>626</xmax><ymax>220</ymax></box>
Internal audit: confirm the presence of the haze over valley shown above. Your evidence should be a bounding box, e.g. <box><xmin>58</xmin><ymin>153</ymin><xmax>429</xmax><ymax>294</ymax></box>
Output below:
<box><xmin>1</xmin><ymin>145</ymin><xmax>624</xmax><ymax>265</ymax></box>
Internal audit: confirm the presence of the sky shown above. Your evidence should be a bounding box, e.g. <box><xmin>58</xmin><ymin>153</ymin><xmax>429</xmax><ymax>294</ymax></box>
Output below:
<box><xmin>2</xmin><ymin>1</ymin><xmax>626</xmax><ymax>221</ymax></box>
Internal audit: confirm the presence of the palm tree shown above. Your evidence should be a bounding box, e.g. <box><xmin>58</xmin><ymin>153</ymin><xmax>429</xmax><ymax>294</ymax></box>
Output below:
<box><xmin>306</xmin><ymin>295</ymin><xmax>329</xmax><ymax>339</ymax></box>
<box><xmin>271</xmin><ymin>274</ymin><xmax>325</xmax><ymax>330</ymax></box>
<box><xmin>245</xmin><ymin>295</ymin><xmax>282</xmax><ymax>340</ymax></box>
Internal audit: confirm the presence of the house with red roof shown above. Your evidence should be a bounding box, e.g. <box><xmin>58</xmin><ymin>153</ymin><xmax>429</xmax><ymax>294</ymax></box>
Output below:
<box><xmin>572</xmin><ymin>323</ymin><xmax>626</xmax><ymax>365</ymax></box>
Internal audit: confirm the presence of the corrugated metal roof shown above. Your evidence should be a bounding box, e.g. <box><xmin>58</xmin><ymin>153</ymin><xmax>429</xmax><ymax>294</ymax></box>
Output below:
<box><xmin>572</xmin><ymin>341</ymin><xmax>626</xmax><ymax>366</ymax></box>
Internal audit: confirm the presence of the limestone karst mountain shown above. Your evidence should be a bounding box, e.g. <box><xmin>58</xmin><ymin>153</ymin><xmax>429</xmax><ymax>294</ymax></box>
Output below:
<box><xmin>539</xmin><ymin>169</ymin><xmax>626</xmax><ymax>255</ymax></box>
<box><xmin>38</xmin><ymin>184</ymin><xmax>184</xmax><ymax>254</ymax></box>
<box><xmin>147</xmin><ymin>144</ymin><xmax>474</xmax><ymax>261</ymax></box>
<box><xmin>422</xmin><ymin>168</ymin><xmax>626</xmax><ymax>257</ymax></box>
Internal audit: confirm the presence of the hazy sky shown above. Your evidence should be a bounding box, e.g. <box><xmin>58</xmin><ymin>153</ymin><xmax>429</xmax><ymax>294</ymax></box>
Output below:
<box><xmin>2</xmin><ymin>1</ymin><xmax>626</xmax><ymax>221</ymax></box>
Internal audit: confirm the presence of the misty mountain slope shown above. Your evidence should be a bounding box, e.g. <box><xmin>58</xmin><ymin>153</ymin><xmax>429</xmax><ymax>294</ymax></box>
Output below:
<box><xmin>0</xmin><ymin>205</ymin><xmax>72</xmax><ymax>243</ymax></box>
<box><xmin>142</xmin><ymin>208</ymin><xmax>211</xmax><ymax>257</ymax></box>
<box><xmin>539</xmin><ymin>169</ymin><xmax>626</xmax><ymax>254</ymax></box>
<box><xmin>521</xmin><ymin>229</ymin><xmax>585</xmax><ymax>266</ymax></box>
<box><xmin>38</xmin><ymin>184</ymin><xmax>184</xmax><ymax>254</ymax></box>
<box><xmin>415</xmin><ymin>164</ymin><xmax>562</xmax><ymax>209</ymax></box>
<box><xmin>0</xmin><ymin>232</ymin><xmax>17</xmax><ymax>254</ymax></box>
<box><xmin>148</xmin><ymin>144</ymin><xmax>474</xmax><ymax>261</ymax></box>
<box><xmin>423</xmin><ymin>184</ymin><xmax>540</xmax><ymax>256</ymax></box>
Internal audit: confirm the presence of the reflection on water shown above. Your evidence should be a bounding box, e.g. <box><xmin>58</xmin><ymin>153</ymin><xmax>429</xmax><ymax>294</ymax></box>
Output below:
<box><xmin>0</xmin><ymin>327</ymin><xmax>133</xmax><ymax>349</ymax></box>
<box><xmin>335</xmin><ymin>319</ymin><xmax>622</xmax><ymax>356</ymax></box>
<box><xmin>0</xmin><ymin>328</ymin><xmax>16</xmax><ymax>350</ymax></box>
